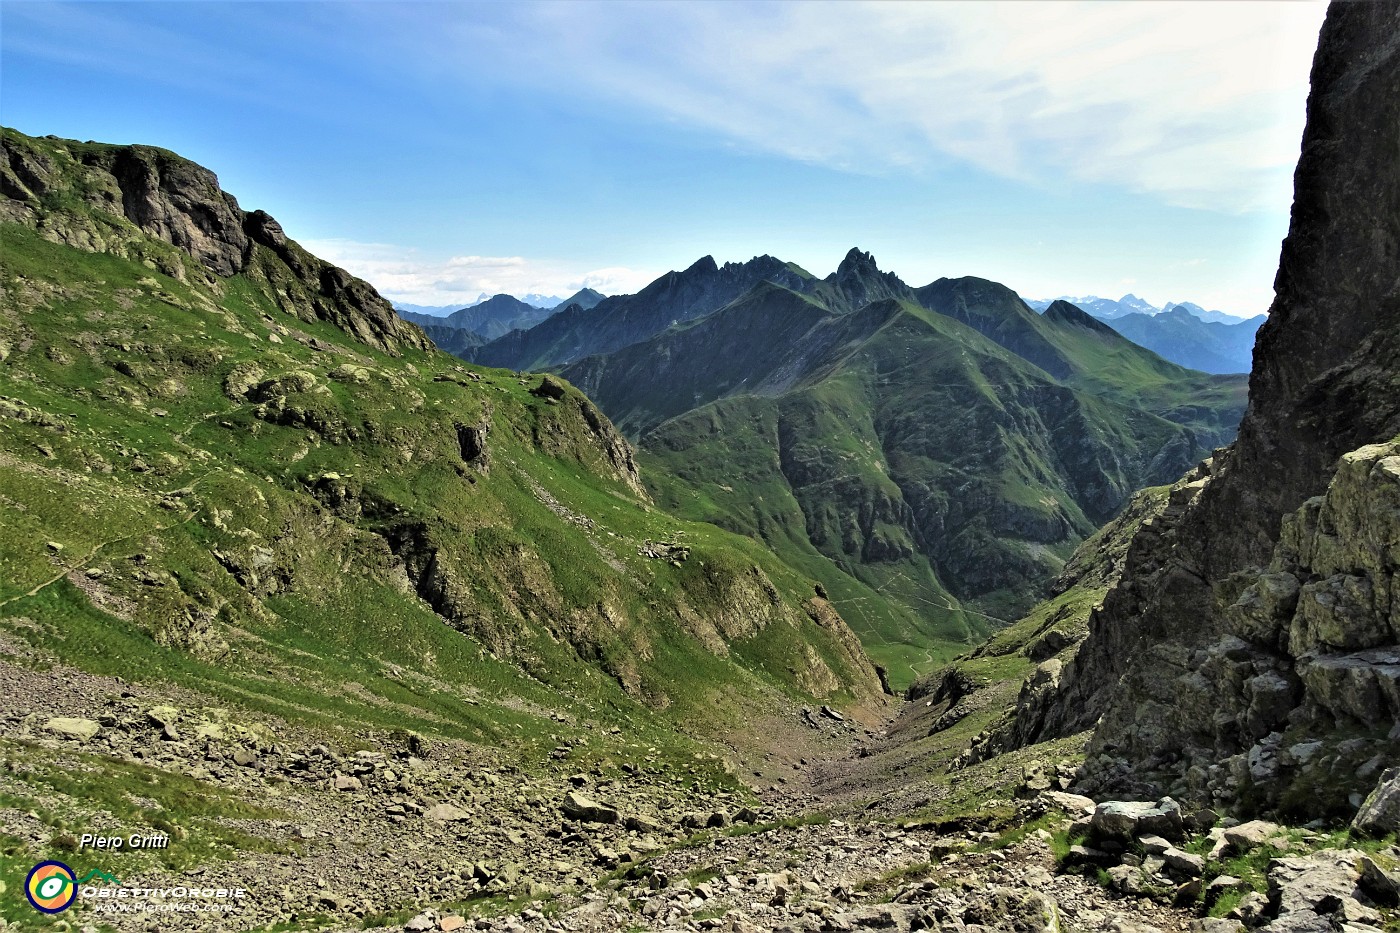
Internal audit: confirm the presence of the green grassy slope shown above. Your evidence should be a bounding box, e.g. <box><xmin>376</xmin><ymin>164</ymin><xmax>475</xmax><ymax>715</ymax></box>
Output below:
<box><xmin>0</xmin><ymin>127</ymin><xmax>885</xmax><ymax>765</ymax></box>
<box><xmin>916</xmin><ymin>279</ymin><xmax>1248</xmax><ymax>449</ymax></box>
<box><xmin>636</xmin><ymin>298</ymin><xmax>1210</xmax><ymax>688</ymax></box>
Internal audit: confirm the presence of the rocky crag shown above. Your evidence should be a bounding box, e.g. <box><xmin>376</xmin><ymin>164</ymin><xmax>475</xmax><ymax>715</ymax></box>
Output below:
<box><xmin>986</xmin><ymin>0</ymin><xmax>1400</xmax><ymax>821</ymax></box>
<box><xmin>1</xmin><ymin>136</ymin><xmax>429</xmax><ymax>356</ymax></box>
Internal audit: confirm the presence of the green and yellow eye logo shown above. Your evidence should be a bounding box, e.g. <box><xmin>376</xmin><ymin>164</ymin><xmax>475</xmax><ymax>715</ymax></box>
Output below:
<box><xmin>25</xmin><ymin>860</ymin><xmax>77</xmax><ymax>914</ymax></box>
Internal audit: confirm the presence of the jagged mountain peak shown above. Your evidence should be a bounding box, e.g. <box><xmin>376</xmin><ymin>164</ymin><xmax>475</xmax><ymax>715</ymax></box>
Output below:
<box><xmin>834</xmin><ymin>247</ymin><xmax>882</xmax><ymax>280</ymax></box>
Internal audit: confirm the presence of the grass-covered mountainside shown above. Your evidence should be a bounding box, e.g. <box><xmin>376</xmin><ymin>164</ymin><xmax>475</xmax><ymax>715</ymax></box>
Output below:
<box><xmin>0</xmin><ymin>126</ymin><xmax>890</xmax><ymax>897</ymax></box>
<box><xmin>0</xmin><ymin>125</ymin><xmax>887</xmax><ymax>712</ymax></box>
<box><xmin>538</xmin><ymin>257</ymin><xmax>1244</xmax><ymax>686</ymax></box>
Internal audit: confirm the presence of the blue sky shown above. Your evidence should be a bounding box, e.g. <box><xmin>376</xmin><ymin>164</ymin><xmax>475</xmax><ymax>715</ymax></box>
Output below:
<box><xmin>3</xmin><ymin>1</ymin><xmax>1326</xmax><ymax>315</ymax></box>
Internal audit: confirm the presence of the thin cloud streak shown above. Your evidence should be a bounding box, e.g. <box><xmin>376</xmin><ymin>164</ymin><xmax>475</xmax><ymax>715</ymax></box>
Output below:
<box><xmin>302</xmin><ymin>239</ymin><xmax>656</xmax><ymax>306</ymax></box>
<box><xmin>388</xmin><ymin>0</ymin><xmax>1324</xmax><ymax>213</ymax></box>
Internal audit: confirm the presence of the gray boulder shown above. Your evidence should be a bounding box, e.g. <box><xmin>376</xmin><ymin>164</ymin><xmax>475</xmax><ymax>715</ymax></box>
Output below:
<box><xmin>424</xmin><ymin>803</ymin><xmax>471</xmax><ymax>822</ymax></box>
<box><xmin>1267</xmin><ymin>849</ymin><xmax>1370</xmax><ymax>923</ymax></box>
<box><xmin>1352</xmin><ymin>767</ymin><xmax>1400</xmax><ymax>837</ymax></box>
<box><xmin>45</xmin><ymin>717</ymin><xmax>101</xmax><ymax>742</ymax></box>
<box><xmin>561</xmin><ymin>791</ymin><xmax>619</xmax><ymax>824</ymax></box>
<box><xmin>1091</xmin><ymin>797</ymin><xmax>1184</xmax><ymax>841</ymax></box>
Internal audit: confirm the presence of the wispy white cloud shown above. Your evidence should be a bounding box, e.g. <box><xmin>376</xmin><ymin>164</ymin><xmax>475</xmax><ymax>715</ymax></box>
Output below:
<box><xmin>301</xmin><ymin>239</ymin><xmax>656</xmax><ymax>305</ymax></box>
<box><xmin>384</xmin><ymin>0</ymin><xmax>1324</xmax><ymax>214</ymax></box>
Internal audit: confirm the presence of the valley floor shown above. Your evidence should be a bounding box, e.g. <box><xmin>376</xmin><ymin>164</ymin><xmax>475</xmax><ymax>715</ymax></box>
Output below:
<box><xmin>0</xmin><ymin>641</ymin><xmax>1180</xmax><ymax>933</ymax></box>
<box><xmin>4</xmin><ymin>640</ymin><xmax>1395</xmax><ymax>933</ymax></box>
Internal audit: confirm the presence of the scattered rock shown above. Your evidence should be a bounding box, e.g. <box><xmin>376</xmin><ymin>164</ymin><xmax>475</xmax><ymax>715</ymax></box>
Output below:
<box><xmin>1191</xmin><ymin>921</ymin><xmax>1245</xmax><ymax>933</ymax></box>
<box><xmin>44</xmin><ymin>717</ymin><xmax>101</xmax><ymax>742</ymax></box>
<box><xmin>1352</xmin><ymin>767</ymin><xmax>1400</xmax><ymax>837</ymax></box>
<box><xmin>1267</xmin><ymin>849</ymin><xmax>1368</xmax><ymax>920</ymax></box>
<box><xmin>404</xmin><ymin>912</ymin><xmax>435</xmax><ymax>932</ymax></box>
<box><xmin>1222</xmin><ymin>819</ymin><xmax>1288</xmax><ymax>854</ymax></box>
<box><xmin>333</xmin><ymin>772</ymin><xmax>362</xmax><ymax>792</ymax></box>
<box><xmin>962</xmin><ymin>887</ymin><xmax>1061</xmax><ymax>932</ymax></box>
<box><xmin>1357</xmin><ymin>854</ymin><xmax>1400</xmax><ymax>906</ymax></box>
<box><xmin>424</xmin><ymin>803</ymin><xmax>471</xmax><ymax>822</ymax></box>
<box><xmin>531</xmin><ymin>376</ymin><xmax>567</xmax><ymax>400</ymax></box>
<box><xmin>1044</xmin><ymin>790</ymin><xmax>1097</xmax><ymax>817</ymax></box>
<box><xmin>561</xmin><ymin>791</ymin><xmax>619</xmax><ymax>825</ymax></box>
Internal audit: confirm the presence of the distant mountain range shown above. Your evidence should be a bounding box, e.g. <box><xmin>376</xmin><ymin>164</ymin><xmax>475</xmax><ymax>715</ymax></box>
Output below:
<box><xmin>1026</xmin><ymin>293</ymin><xmax>1249</xmax><ymax>323</ymax></box>
<box><xmin>1026</xmin><ymin>294</ymin><xmax>1265</xmax><ymax>373</ymax></box>
<box><xmin>396</xmin><ymin>291</ymin><xmax>572</xmax><ymax>317</ymax></box>
<box><xmin>395</xmin><ymin>288</ymin><xmax>606</xmax><ymax>342</ymax></box>
<box><xmin>448</xmin><ymin>248</ymin><xmax>1248</xmax><ymax>681</ymax></box>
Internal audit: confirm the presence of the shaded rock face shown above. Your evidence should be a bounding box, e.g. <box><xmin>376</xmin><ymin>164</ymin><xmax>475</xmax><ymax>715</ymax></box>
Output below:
<box><xmin>1006</xmin><ymin>2</ymin><xmax>1400</xmax><ymax>818</ymax></box>
<box><xmin>575</xmin><ymin>396</ymin><xmax>649</xmax><ymax>501</ymax></box>
<box><xmin>1208</xmin><ymin>5</ymin><xmax>1400</xmax><ymax>577</ymax></box>
<box><xmin>110</xmin><ymin>146</ymin><xmax>250</xmax><ymax>277</ymax></box>
<box><xmin>824</xmin><ymin>247</ymin><xmax>915</xmax><ymax>311</ymax></box>
<box><xmin>0</xmin><ymin>131</ymin><xmax>430</xmax><ymax>356</ymax></box>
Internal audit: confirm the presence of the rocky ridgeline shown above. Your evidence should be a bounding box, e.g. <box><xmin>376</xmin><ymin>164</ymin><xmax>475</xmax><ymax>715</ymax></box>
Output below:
<box><xmin>0</xmin><ymin>130</ymin><xmax>430</xmax><ymax>355</ymax></box>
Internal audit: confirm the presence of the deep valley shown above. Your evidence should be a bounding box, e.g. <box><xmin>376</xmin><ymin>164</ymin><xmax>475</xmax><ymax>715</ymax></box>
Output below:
<box><xmin>1</xmin><ymin>3</ymin><xmax>1398</xmax><ymax>933</ymax></box>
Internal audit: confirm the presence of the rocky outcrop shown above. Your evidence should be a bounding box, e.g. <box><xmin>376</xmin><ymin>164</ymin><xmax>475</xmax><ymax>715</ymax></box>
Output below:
<box><xmin>0</xmin><ymin>128</ymin><xmax>430</xmax><ymax>355</ymax></box>
<box><xmin>999</xmin><ymin>2</ymin><xmax>1400</xmax><ymax>819</ymax></box>
<box><xmin>821</xmin><ymin>247</ymin><xmax>915</xmax><ymax>312</ymax></box>
<box><xmin>109</xmin><ymin>145</ymin><xmax>250</xmax><ymax>276</ymax></box>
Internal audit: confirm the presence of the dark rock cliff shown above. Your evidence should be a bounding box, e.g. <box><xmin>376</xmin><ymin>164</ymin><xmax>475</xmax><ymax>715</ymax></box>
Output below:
<box><xmin>1</xmin><ymin>131</ymin><xmax>430</xmax><ymax>356</ymax></box>
<box><xmin>998</xmin><ymin>1</ymin><xmax>1400</xmax><ymax>818</ymax></box>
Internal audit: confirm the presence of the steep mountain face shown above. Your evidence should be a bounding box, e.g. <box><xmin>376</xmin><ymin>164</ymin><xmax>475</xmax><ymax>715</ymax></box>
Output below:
<box><xmin>0</xmin><ymin>126</ymin><xmax>884</xmax><ymax>746</ymax></box>
<box><xmin>561</xmin><ymin>283</ymin><xmax>900</xmax><ymax>437</ymax></box>
<box><xmin>805</xmin><ymin>247</ymin><xmax>916</xmax><ymax>313</ymax></box>
<box><xmin>416</xmin><ymin>319</ymin><xmax>487</xmax><ymax>357</ymax></box>
<box><xmin>989</xmin><ymin>1</ymin><xmax>1400</xmax><ymax>819</ymax></box>
<box><xmin>525</xmin><ymin>249</ymin><xmax>1244</xmax><ymax>685</ymax></box>
<box><xmin>1027</xmin><ymin>294</ymin><xmax>1265</xmax><ymax>373</ymax></box>
<box><xmin>1164</xmin><ymin>300</ymin><xmax>1254</xmax><ymax>325</ymax></box>
<box><xmin>473</xmin><ymin>254</ymin><xmax>815</xmax><ymax>370</ymax></box>
<box><xmin>1106</xmin><ymin>306</ymin><xmax>1264</xmax><ymax>374</ymax></box>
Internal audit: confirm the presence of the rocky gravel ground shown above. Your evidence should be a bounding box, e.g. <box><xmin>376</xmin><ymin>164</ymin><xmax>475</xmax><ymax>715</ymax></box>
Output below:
<box><xmin>2</xmin><ymin>647</ymin><xmax>1397</xmax><ymax>933</ymax></box>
